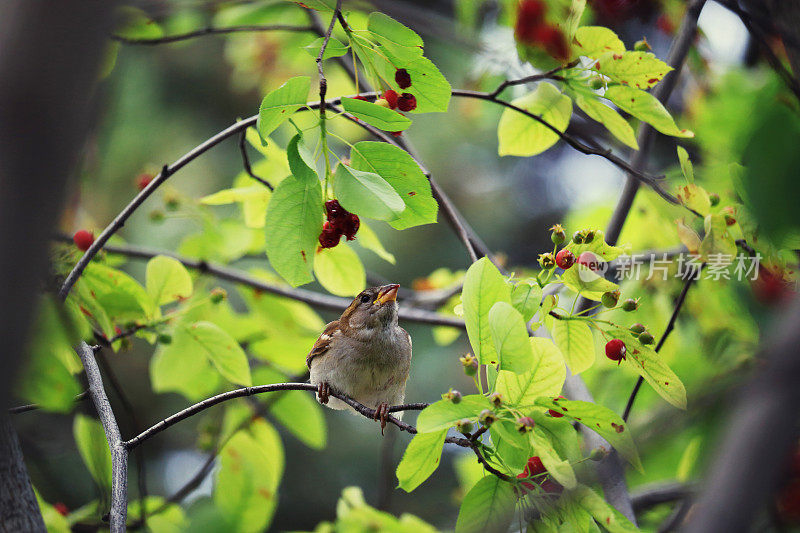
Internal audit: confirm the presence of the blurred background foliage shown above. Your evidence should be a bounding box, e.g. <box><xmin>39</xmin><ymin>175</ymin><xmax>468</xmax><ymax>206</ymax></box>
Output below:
<box><xmin>11</xmin><ymin>0</ymin><xmax>800</xmax><ymax>531</ymax></box>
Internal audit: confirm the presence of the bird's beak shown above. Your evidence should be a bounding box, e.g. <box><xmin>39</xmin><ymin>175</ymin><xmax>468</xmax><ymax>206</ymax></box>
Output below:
<box><xmin>375</xmin><ymin>284</ymin><xmax>399</xmax><ymax>305</ymax></box>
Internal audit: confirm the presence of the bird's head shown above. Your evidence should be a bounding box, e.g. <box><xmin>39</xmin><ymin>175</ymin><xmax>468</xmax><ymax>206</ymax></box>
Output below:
<box><xmin>340</xmin><ymin>284</ymin><xmax>400</xmax><ymax>332</ymax></box>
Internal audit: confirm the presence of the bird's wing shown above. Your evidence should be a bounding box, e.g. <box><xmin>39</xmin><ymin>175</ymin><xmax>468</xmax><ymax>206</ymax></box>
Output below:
<box><xmin>306</xmin><ymin>320</ymin><xmax>340</xmax><ymax>369</ymax></box>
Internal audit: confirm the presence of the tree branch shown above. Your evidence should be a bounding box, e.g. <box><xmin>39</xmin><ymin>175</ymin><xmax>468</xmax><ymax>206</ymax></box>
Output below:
<box><xmin>110</xmin><ymin>25</ymin><xmax>314</xmax><ymax>45</ymax></box>
<box><xmin>75</xmin><ymin>342</ymin><xmax>127</xmax><ymax>533</ymax></box>
<box><xmin>622</xmin><ymin>273</ymin><xmax>697</xmax><ymax>422</ymax></box>
<box><xmin>238</xmin><ymin>130</ymin><xmax>273</xmax><ymax>190</ymax></box>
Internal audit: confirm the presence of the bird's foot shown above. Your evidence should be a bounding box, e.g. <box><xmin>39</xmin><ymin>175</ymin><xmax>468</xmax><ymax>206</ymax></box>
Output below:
<box><xmin>317</xmin><ymin>382</ymin><xmax>331</xmax><ymax>405</ymax></box>
<box><xmin>374</xmin><ymin>403</ymin><xmax>390</xmax><ymax>435</ymax></box>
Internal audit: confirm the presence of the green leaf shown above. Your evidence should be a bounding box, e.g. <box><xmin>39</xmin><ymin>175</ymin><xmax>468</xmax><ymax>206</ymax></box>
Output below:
<box><xmin>381</xmin><ymin>55</ymin><xmax>451</xmax><ymax>113</ymax></box>
<box><xmin>575</xmin><ymin>95</ymin><xmax>638</xmax><ymax>149</ymax></box>
<box><xmin>356</xmin><ymin>221</ymin><xmax>396</xmax><ymax>264</ymax></box>
<box><xmin>560</xmin><ymin>265</ymin><xmax>619</xmax><ymax>301</ymax></box>
<box><xmin>604</xmin><ymin>85</ymin><xmax>693</xmax><ymax>138</ymax></box>
<box><xmin>529</xmin><ymin>426</ymin><xmax>577</xmax><ymax>489</ymax></box>
<box><xmin>264</xmin><ymin>174</ymin><xmax>322</xmax><ymax>287</ymax></box>
<box><xmin>462</xmin><ymin>258</ymin><xmax>512</xmax><ymax>365</ymax></box>
<box><xmin>257</xmin><ymin>76</ymin><xmax>311</xmax><ymax>141</ymax></box>
<box><xmin>511</xmin><ymin>280</ymin><xmax>542</xmax><ymax>323</ymax></box>
<box><xmin>676</xmin><ymin>146</ymin><xmax>694</xmax><ymax>183</ymax></box>
<box><xmin>80</xmin><ymin>263</ymin><xmax>154</xmax><ymax>321</ymax></box>
<box><xmin>287</xmin><ymin>133</ymin><xmax>318</xmax><ymax>185</ymax></box>
<box><xmin>534</xmin><ymin>398</ymin><xmax>642</xmax><ymax>472</ymax></box>
<box><xmin>572</xmin><ymin>26</ymin><xmax>625</xmax><ymax>58</ymax></box>
<box><xmin>699</xmin><ymin>213</ymin><xmax>737</xmax><ymax>260</ymax></box>
<box><xmin>596</xmin><ymin>51</ymin><xmax>672</xmax><ymax>90</ymax></box>
<box><xmin>253</xmin><ymin>367</ymin><xmax>327</xmax><ymax>449</ymax></box>
<box><xmin>350</xmin><ymin>141</ymin><xmax>438</xmax><ymax>230</ymax></box>
<box><xmin>367</xmin><ymin>12</ymin><xmax>424</xmax><ymax>62</ymax></box>
<box><xmin>150</xmin><ymin>334</ymin><xmax>222</xmax><ymax>401</ymax></box>
<box><xmin>455</xmin><ymin>476</ymin><xmax>516</xmax><ymax>533</ymax></box>
<box><xmin>489</xmin><ymin>302</ymin><xmax>534</xmax><ymax>373</ymax></box>
<box><xmin>531</xmin><ymin>412</ymin><xmax>581</xmax><ymax>463</ymax></box>
<box><xmin>333</xmin><ymin>163</ymin><xmax>405</xmax><ymax>221</ymax></box>
<box><xmin>574</xmin><ymin>485</ymin><xmax>640</xmax><ymax>533</ymax></box>
<box><xmin>605</xmin><ymin>327</ymin><xmax>687</xmax><ymax>409</ymax></box>
<box><xmin>498</xmin><ymin>83</ymin><xmax>573</xmax><ymax>156</ymax></box>
<box><xmin>201</xmin><ymin>186</ymin><xmax>271</xmax><ymax>228</ymax></box>
<box><xmin>416</xmin><ymin>395</ymin><xmax>491</xmax><ymax>433</ymax></box>
<box><xmin>146</xmin><ymin>255</ymin><xmax>193</xmax><ymax>306</ymax></box>
<box><xmin>677</xmin><ymin>183</ymin><xmax>711</xmax><ymax>216</ymax></box>
<box><xmin>564</xmin><ymin>231</ymin><xmax>627</xmax><ymax>261</ymax></box>
<box><xmin>396</xmin><ymin>430</ymin><xmax>447</xmax><ymax>492</ymax></box>
<box><xmin>303</xmin><ymin>36</ymin><xmax>349</xmax><ymax>59</ymax></box>
<box><xmin>178</xmin><ymin>321</ymin><xmax>252</xmax><ymax>386</ymax></box>
<box><xmin>115</xmin><ymin>6</ymin><xmax>163</xmax><ymax>39</ymax></box>
<box><xmin>73</xmin><ymin>414</ymin><xmax>112</xmax><ymax>492</ymax></box>
<box><xmin>313</xmin><ymin>243</ymin><xmax>366</xmax><ymax>297</ymax></box>
<box><xmin>495</xmin><ymin>337</ymin><xmax>566</xmax><ymax>408</ymax></box>
<box><xmin>341</xmin><ymin>97</ymin><xmax>412</xmax><ymax>131</ymax></box>
<box><xmin>215</xmin><ymin>422</ymin><xmax>282</xmax><ymax>532</ymax></box>
<box><xmin>551</xmin><ymin>319</ymin><xmax>595</xmax><ymax>374</ymax></box>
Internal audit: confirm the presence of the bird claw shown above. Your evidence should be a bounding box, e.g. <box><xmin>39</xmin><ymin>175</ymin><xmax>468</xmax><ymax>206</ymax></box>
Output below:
<box><xmin>374</xmin><ymin>403</ymin><xmax>389</xmax><ymax>435</ymax></box>
<box><xmin>317</xmin><ymin>382</ymin><xmax>330</xmax><ymax>405</ymax></box>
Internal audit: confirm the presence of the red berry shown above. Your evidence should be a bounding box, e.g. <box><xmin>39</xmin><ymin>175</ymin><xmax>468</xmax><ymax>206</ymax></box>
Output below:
<box><xmin>517</xmin><ymin>456</ymin><xmax>563</xmax><ymax>495</ymax></box>
<box><xmin>555</xmin><ymin>249</ymin><xmax>576</xmax><ymax>269</ymax></box>
<box><xmin>135</xmin><ymin>173</ymin><xmax>153</xmax><ymax>191</ymax></box>
<box><xmin>73</xmin><ymin>230</ymin><xmax>94</xmax><ymax>251</ymax></box>
<box><xmin>515</xmin><ymin>0</ymin><xmax>546</xmax><ymax>43</ymax></box>
<box><xmin>605</xmin><ymin>339</ymin><xmax>627</xmax><ymax>364</ymax></box>
<box><xmin>577</xmin><ymin>251</ymin><xmax>603</xmax><ymax>271</ymax></box>
<box><xmin>319</xmin><ymin>227</ymin><xmax>341</xmax><ymax>248</ymax></box>
<box><xmin>397</xmin><ymin>93</ymin><xmax>417</xmax><ymax>112</ymax></box>
<box><xmin>516</xmin><ymin>416</ymin><xmax>536</xmax><ymax>433</ymax></box>
<box><xmin>656</xmin><ymin>14</ymin><xmax>675</xmax><ymax>34</ymax></box>
<box><xmin>395</xmin><ymin>68</ymin><xmax>412</xmax><ymax>89</ymax></box>
<box><xmin>548</xmin><ymin>396</ymin><xmax>566</xmax><ymax>418</ymax></box>
<box><xmin>753</xmin><ymin>266</ymin><xmax>793</xmax><ymax>305</ymax></box>
<box><xmin>353</xmin><ymin>95</ymin><xmax>368</xmax><ymax>101</ymax></box>
<box><xmin>532</xmin><ymin>25</ymin><xmax>570</xmax><ymax>61</ymax></box>
<box><xmin>342</xmin><ymin>213</ymin><xmax>360</xmax><ymax>240</ymax></box>
<box><xmin>384</xmin><ymin>89</ymin><xmax>399</xmax><ymax>109</ymax></box>
<box><xmin>325</xmin><ymin>199</ymin><xmax>346</xmax><ymax>220</ymax></box>
<box><xmin>390</xmin><ymin>131</ymin><xmax>403</xmax><ymax>137</ymax></box>
<box><xmin>54</xmin><ymin>502</ymin><xmax>69</xmax><ymax>516</ymax></box>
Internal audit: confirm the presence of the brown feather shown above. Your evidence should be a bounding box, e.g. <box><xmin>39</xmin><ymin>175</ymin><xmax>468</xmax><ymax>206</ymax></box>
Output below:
<box><xmin>306</xmin><ymin>320</ymin><xmax>340</xmax><ymax>368</ymax></box>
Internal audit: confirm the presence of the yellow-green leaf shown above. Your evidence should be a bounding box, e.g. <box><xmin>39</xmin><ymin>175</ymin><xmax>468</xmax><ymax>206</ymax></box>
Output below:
<box><xmin>313</xmin><ymin>243</ymin><xmax>366</xmax><ymax>297</ymax></box>
<box><xmin>550</xmin><ymin>319</ymin><xmax>595</xmax><ymax>374</ymax></box>
<box><xmin>604</xmin><ymin>85</ymin><xmax>693</xmax><ymax>138</ymax></box>
<box><xmin>498</xmin><ymin>83</ymin><xmax>572</xmax><ymax>156</ymax></box>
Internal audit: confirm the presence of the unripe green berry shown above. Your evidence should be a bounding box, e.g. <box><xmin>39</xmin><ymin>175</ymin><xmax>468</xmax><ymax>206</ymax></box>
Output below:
<box><xmin>638</xmin><ymin>331</ymin><xmax>655</xmax><ymax>345</ymax></box>
<box><xmin>629</xmin><ymin>323</ymin><xmax>646</xmax><ymax>335</ymax></box>
<box><xmin>550</xmin><ymin>224</ymin><xmax>566</xmax><ymax>245</ymax></box>
<box><xmin>460</xmin><ymin>354</ymin><xmax>479</xmax><ymax>377</ymax></box>
<box><xmin>572</xmin><ymin>231</ymin><xmax>584</xmax><ymax>244</ymax></box>
<box><xmin>633</xmin><ymin>38</ymin><xmax>651</xmax><ymax>51</ymax></box>
<box><xmin>165</xmin><ymin>196</ymin><xmax>180</xmax><ymax>211</ymax></box>
<box><xmin>489</xmin><ymin>392</ymin><xmax>503</xmax><ymax>408</ymax></box>
<box><xmin>583</xmin><ymin>230</ymin><xmax>595</xmax><ymax>244</ymax></box>
<box><xmin>456</xmin><ymin>419</ymin><xmax>474</xmax><ymax>434</ymax></box>
<box><xmin>210</xmin><ymin>288</ymin><xmax>227</xmax><ymax>304</ymax></box>
<box><xmin>479</xmin><ymin>409</ymin><xmax>496</xmax><ymax>427</ymax></box>
<box><xmin>516</xmin><ymin>416</ymin><xmax>536</xmax><ymax>433</ymax></box>
<box><xmin>621</xmin><ymin>298</ymin><xmax>639</xmax><ymax>312</ymax></box>
<box><xmin>538</xmin><ymin>253</ymin><xmax>556</xmax><ymax>269</ymax></box>
<box><xmin>709</xmin><ymin>193</ymin><xmax>720</xmax><ymax>207</ymax></box>
<box><xmin>442</xmin><ymin>389</ymin><xmax>462</xmax><ymax>403</ymax></box>
<box><xmin>601</xmin><ymin>290</ymin><xmax>620</xmax><ymax>308</ymax></box>
<box><xmin>149</xmin><ymin>210</ymin><xmax>165</xmax><ymax>223</ymax></box>
<box><xmin>157</xmin><ymin>333</ymin><xmax>172</xmax><ymax>345</ymax></box>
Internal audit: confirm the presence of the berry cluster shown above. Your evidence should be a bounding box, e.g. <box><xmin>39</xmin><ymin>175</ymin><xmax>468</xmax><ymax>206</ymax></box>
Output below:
<box><xmin>319</xmin><ymin>200</ymin><xmax>360</xmax><ymax>249</ymax></box>
<box><xmin>517</xmin><ymin>456</ymin><xmax>563</xmax><ymax>496</ymax></box>
<box><xmin>514</xmin><ymin>0</ymin><xmax>570</xmax><ymax>62</ymax></box>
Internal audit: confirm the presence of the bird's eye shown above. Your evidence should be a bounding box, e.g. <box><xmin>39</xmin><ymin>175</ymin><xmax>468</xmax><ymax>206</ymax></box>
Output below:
<box><xmin>360</xmin><ymin>294</ymin><xmax>370</xmax><ymax>304</ymax></box>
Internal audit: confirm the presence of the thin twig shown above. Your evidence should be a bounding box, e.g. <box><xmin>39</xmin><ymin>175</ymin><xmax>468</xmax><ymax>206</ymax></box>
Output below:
<box><xmin>238</xmin><ymin>130</ymin><xmax>273</xmax><ymax>190</ymax></box>
<box><xmin>76</xmin><ymin>342</ymin><xmax>127</xmax><ymax>533</ymax></box>
<box><xmin>8</xmin><ymin>391</ymin><xmax>89</xmax><ymax>414</ymax></box>
<box><xmin>110</xmin><ymin>25</ymin><xmax>314</xmax><ymax>45</ymax></box>
<box><xmin>622</xmin><ymin>274</ymin><xmax>697</xmax><ymax>422</ymax></box>
<box><xmin>489</xmin><ymin>61</ymin><xmax>576</xmax><ymax>98</ymax></box>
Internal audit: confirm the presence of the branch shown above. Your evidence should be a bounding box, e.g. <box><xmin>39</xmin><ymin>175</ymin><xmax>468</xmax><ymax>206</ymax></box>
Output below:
<box><xmin>630</xmin><ymin>481</ymin><xmax>695</xmax><ymax>513</ymax></box>
<box><xmin>238</xmin><ymin>130</ymin><xmax>273</xmax><ymax>190</ymax></box>
<box><xmin>621</xmin><ymin>273</ymin><xmax>697</xmax><ymax>422</ymax></box>
<box><xmin>75</xmin><ymin>342</ymin><xmax>127</xmax><ymax>533</ymax></box>
<box><xmin>110</xmin><ymin>25</ymin><xmax>314</xmax><ymax>45</ymax></box>
<box><xmin>8</xmin><ymin>391</ymin><xmax>88</xmax><ymax>415</ymax></box>
<box><xmin>604</xmin><ymin>0</ymin><xmax>707</xmax><ymax>246</ymax></box>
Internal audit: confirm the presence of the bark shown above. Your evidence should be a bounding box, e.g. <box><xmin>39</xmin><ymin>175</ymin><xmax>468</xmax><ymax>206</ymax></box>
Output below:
<box><xmin>0</xmin><ymin>417</ymin><xmax>45</xmax><ymax>532</ymax></box>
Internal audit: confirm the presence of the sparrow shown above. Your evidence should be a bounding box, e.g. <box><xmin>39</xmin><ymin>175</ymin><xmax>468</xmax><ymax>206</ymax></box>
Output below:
<box><xmin>307</xmin><ymin>284</ymin><xmax>412</xmax><ymax>433</ymax></box>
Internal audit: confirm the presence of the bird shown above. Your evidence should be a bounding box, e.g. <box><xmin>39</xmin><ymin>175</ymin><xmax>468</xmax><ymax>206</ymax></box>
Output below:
<box><xmin>307</xmin><ymin>284</ymin><xmax>411</xmax><ymax>433</ymax></box>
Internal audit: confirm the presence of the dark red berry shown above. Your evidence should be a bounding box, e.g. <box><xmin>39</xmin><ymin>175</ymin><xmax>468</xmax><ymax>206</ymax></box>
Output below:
<box><xmin>517</xmin><ymin>456</ymin><xmax>563</xmax><ymax>495</ymax></box>
<box><xmin>325</xmin><ymin>199</ymin><xmax>346</xmax><ymax>220</ymax></box>
<box><xmin>342</xmin><ymin>213</ymin><xmax>360</xmax><ymax>240</ymax></box>
<box><xmin>395</xmin><ymin>68</ymin><xmax>412</xmax><ymax>89</ymax></box>
<box><xmin>397</xmin><ymin>93</ymin><xmax>417</xmax><ymax>112</ymax></box>
<box><xmin>605</xmin><ymin>339</ymin><xmax>626</xmax><ymax>364</ymax></box>
<box><xmin>54</xmin><ymin>502</ymin><xmax>69</xmax><ymax>516</ymax></box>
<box><xmin>319</xmin><ymin>227</ymin><xmax>341</xmax><ymax>249</ymax></box>
<box><xmin>73</xmin><ymin>230</ymin><xmax>94</xmax><ymax>251</ymax></box>
<box><xmin>384</xmin><ymin>89</ymin><xmax>399</xmax><ymax>109</ymax></box>
<box><xmin>532</xmin><ymin>25</ymin><xmax>569</xmax><ymax>61</ymax></box>
<box><xmin>555</xmin><ymin>249</ymin><xmax>576</xmax><ymax>269</ymax></box>
<box><xmin>135</xmin><ymin>173</ymin><xmax>153</xmax><ymax>191</ymax></box>
<box><xmin>753</xmin><ymin>266</ymin><xmax>793</xmax><ymax>305</ymax></box>
<box><xmin>353</xmin><ymin>95</ymin><xmax>368</xmax><ymax>101</ymax></box>
<box><xmin>656</xmin><ymin>14</ymin><xmax>675</xmax><ymax>34</ymax></box>
<box><xmin>515</xmin><ymin>0</ymin><xmax>546</xmax><ymax>44</ymax></box>
<box><xmin>390</xmin><ymin>131</ymin><xmax>403</xmax><ymax>137</ymax></box>
<box><xmin>516</xmin><ymin>416</ymin><xmax>536</xmax><ymax>433</ymax></box>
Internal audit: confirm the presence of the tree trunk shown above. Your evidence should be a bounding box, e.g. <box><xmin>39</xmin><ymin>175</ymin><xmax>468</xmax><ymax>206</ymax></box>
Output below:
<box><xmin>0</xmin><ymin>417</ymin><xmax>45</xmax><ymax>532</ymax></box>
